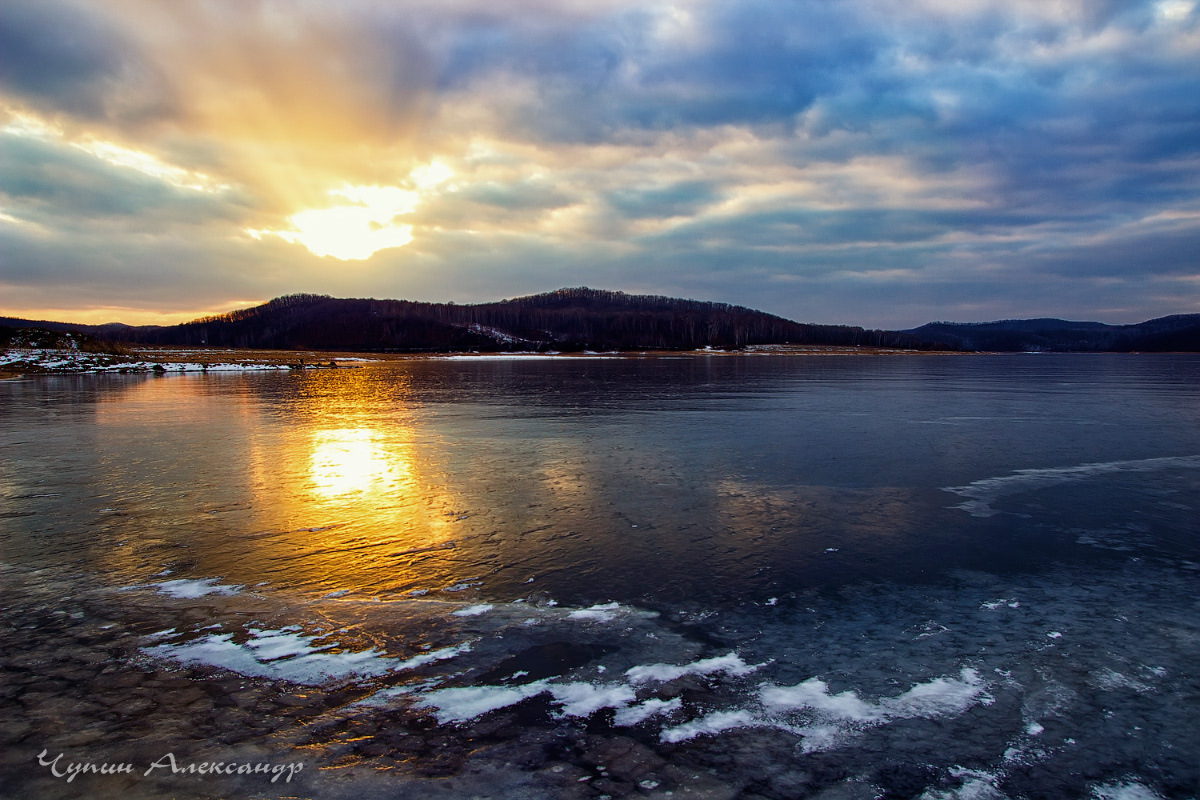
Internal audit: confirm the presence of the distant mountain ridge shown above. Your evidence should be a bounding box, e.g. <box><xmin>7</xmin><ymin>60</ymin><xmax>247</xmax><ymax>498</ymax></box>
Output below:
<box><xmin>905</xmin><ymin>314</ymin><xmax>1200</xmax><ymax>352</ymax></box>
<box><xmin>3</xmin><ymin>290</ymin><xmax>1199</xmax><ymax>352</ymax></box>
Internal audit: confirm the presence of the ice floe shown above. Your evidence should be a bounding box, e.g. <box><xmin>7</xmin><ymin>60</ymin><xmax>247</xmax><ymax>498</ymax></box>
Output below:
<box><xmin>546</xmin><ymin>682</ymin><xmax>637</xmax><ymax>717</ymax></box>
<box><xmin>451</xmin><ymin>604</ymin><xmax>494</xmax><ymax>617</ymax></box>
<box><xmin>567</xmin><ymin>601</ymin><xmax>622</xmax><ymax>621</ymax></box>
<box><xmin>1090</xmin><ymin>668</ymin><xmax>1153</xmax><ymax>692</ymax></box>
<box><xmin>415</xmin><ymin>679</ymin><xmax>641</xmax><ymax>724</ymax></box>
<box><xmin>442</xmin><ymin>580</ymin><xmax>482</xmax><ymax>593</ymax></box>
<box><xmin>612</xmin><ymin>697</ymin><xmax>682</xmax><ymax>727</ymax></box>
<box><xmin>943</xmin><ymin>455</ymin><xmax>1200</xmax><ymax>517</ymax></box>
<box><xmin>660</xmin><ymin>710</ymin><xmax>764</xmax><ymax>743</ymax></box>
<box><xmin>625</xmin><ymin>652</ymin><xmax>763</xmax><ymax>684</ymax></box>
<box><xmin>1091</xmin><ymin>781</ymin><xmax>1165</xmax><ymax>800</ymax></box>
<box><xmin>414</xmin><ymin>682</ymin><xmax>549</xmax><ymax>723</ymax></box>
<box><xmin>919</xmin><ymin>768</ymin><xmax>1005</xmax><ymax>800</ymax></box>
<box><xmin>142</xmin><ymin>627</ymin><xmax>470</xmax><ymax>685</ymax></box>
<box><xmin>152</xmin><ymin>578</ymin><xmax>242</xmax><ymax>598</ymax></box>
<box><xmin>761</xmin><ymin>667</ymin><xmax>990</xmax><ymax>724</ymax></box>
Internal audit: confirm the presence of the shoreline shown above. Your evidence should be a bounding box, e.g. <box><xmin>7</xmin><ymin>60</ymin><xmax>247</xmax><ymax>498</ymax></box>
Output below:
<box><xmin>3</xmin><ymin>345</ymin><xmax>1190</xmax><ymax>378</ymax></box>
<box><xmin>0</xmin><ymin>345</ymin><xmax>972</xmax><ymax>377</ymax></box>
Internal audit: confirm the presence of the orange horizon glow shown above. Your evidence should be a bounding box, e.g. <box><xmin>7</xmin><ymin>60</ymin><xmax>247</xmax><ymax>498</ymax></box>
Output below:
<box><xmin>0</xmin><ymin>301</ymin><xmax>267</xmax><ymax>327</ymax></box>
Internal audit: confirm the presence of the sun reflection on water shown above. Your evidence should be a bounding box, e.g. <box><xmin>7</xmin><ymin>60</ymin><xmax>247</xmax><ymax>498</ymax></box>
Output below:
<box><xmin>90</xmin><ymin>368</ymin><xmax>467</xmax><ymax>596</ymax></box>
<box><xmin>309</xmin><ymin>428</ymin><xmax>408</xmax><ymax>497</ymax></box>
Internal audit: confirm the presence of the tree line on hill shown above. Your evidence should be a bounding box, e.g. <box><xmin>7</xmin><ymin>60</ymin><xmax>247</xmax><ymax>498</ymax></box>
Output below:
<box><xmin>80</xmin><ymin>289</ymin><xmax>935</xmax><ymax>352</ymax></box>
<box><xmin>4</xmin><ymin>288</ymin><xmax>1199</xmax><ymax>353</ymax></box>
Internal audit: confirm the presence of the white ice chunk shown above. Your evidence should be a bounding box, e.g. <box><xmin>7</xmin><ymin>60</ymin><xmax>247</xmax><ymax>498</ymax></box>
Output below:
<box><xmin>885</xmin><ymin>669</ymin><xmax>989</xmax><ymax>717</ymax></box>
<box><xmin>613</xmin><ymin>697</ymin><xmax>682</xmax><ymax>727</ymax></box>
<box><xmin>142</xmin><ymin>628</ymin><xmax>468</xmax><ymax>685</ymax></box>
<box><xmin>660</xmin><ymin>710</ymin><xmax>762</xmax><ymax>743</ymax></box>
<box><xmin>1092</xmin><ymin>668</ymin><xmax>1153</xmax><ymax>692</ymax></box>
<box><xmin>626</xmin><ymin>652</ymin><xmax>763</xmax><ymax>684</ymax></box>
<box><xmin>567</xmin><ymin>602</ymin><xmax>622</xmax><ymax>621</ymax></box>
<box><xmin>415</xmin><ymin>682</ymin><xmax>549</xmax><ymax>723</ymax></box>
<box><xmin>547</xmin><ymin>682</ymin><xmax>637</xmax><ymax>717</ymax></box>
<box><xmin>143</xmin><ymin>632</ymin><xmax>384</xmax><ymax>683</ymax></box>
<box><xmin>1091</xmin><ymin>781</ymin><xmax>1165</xmax><ymax>800</ymax></box>
<box><xmin>919</xmin><ymin>768</ymin><xmax>1005</xmax><ymax>800</ymax></box>
<box><xmin>153</xmin><ymin>578</ymin><xmax>242</xmax><ymax>599</ymax></box>
<box><xmin>415</xmin><ymin>678</ymin><xmax>638</xmax><ymax>724</ymax></box>
<box><xmin>245</xmin><ymin>628</ymin><xmax>330</xmax><ymax>661</ymax></box>
<box><xmin>761</xmin><ymin>678</ymin><xmax>877</xmax><ymax>721</ymax></box>
<box><xmin>452</xmin><ymin>604</ymin><xmax>494</xmax><ymax>617</ymax></box>
<box><xmin>761</xmin><ymin>667</ymin><xmax>988</xmax><ymax>723</ymax></box>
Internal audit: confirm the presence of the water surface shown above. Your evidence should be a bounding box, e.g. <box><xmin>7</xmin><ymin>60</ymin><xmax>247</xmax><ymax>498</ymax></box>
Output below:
<box><xmin>2</xmin><ymin>354</ymin><xmax>1198</xmax><ymax>799</ymax></box>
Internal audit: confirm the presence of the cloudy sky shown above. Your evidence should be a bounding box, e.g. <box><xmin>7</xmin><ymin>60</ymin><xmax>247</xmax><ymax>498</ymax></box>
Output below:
<box><xmin>1</xmin><ymin>0</ymin><xmax>1198</xmax><ymax>327</ymax></box>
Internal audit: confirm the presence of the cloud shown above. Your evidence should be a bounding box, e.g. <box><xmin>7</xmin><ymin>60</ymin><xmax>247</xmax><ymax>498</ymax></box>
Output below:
<box><xmin>1</xmin><ymin>0</ymin><xmax>1199</xmax><ymax>326</ymax></box>
<box><xmin>0</xmin><ymin>0</ymin><xmax>173</xmax><ymax>123</ymax></box>
<box><xmin>0</xmin><ymin>132</ymin><xmax>242</xmax><ymax>229</ymax></box>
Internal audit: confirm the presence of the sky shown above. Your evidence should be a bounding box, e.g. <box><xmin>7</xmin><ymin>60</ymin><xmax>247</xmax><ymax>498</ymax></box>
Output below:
<box><xmin>1</xmin><ymin>0</ymin><xmax>1199</xmax><ymax>329</ymax></box>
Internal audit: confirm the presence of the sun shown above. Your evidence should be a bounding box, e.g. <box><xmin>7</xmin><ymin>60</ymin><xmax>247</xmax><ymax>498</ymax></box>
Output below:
<box><xmin>247</xmin><ymin>164</ymin><xmax>453</xmax><ymax>261</ymax></box>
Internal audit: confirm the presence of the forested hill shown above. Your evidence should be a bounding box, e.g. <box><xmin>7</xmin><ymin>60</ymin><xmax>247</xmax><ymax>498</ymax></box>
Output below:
<box><xmin>37</xmin><ymin>289</ymin><xmax>928</xmax><ymax>352</ymax></box>
<box><xmin>10</xmin><ymin>291</ymin><xmax>1196</xmax><ymax>352</ymax></box>
<box><xmin>905</xmin><ymin>314</ymin><xmax>1200</xmax><ymax>352</ymax></box>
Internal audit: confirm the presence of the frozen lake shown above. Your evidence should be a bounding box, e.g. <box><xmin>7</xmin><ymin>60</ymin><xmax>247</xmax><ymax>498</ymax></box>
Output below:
<box><xmin>2</xmin><ymin>354</ymin><xmax>1198</xmax><ymax>798</ymax></box>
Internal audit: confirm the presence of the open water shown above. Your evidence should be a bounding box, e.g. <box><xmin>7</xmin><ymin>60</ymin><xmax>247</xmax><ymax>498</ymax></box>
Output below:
<box><xmin>1</xmin><ymin>354</ymin><xmax>1198</xmax><ymax>799</ymax></box>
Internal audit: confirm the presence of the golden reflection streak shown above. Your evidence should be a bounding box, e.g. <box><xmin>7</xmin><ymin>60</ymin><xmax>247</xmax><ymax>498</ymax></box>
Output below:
<box><xmin>244</xmin><ymin>367</ymin><xmax>464</xmax><ymax>571</ymax></box>
<box><xmin>92</xmin><ymin>368</ymin><xmax>465</xmax><ymax>596</ymax></box>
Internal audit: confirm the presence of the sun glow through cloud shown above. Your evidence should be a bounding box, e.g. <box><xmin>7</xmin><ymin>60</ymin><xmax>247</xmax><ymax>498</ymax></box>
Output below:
<box><xmin>248</xmin><ymin>184</ymin><xmax>421</xmax><ymax>261</ymax></box>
